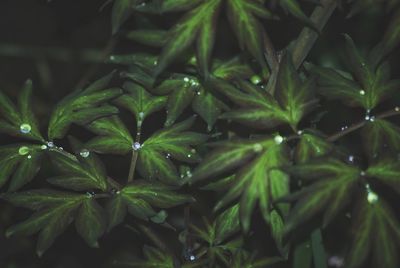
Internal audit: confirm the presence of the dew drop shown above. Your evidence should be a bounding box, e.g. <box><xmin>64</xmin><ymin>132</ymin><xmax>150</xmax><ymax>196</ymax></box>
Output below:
<box><xmin>189</xmin><ymin>255</ymin><xmax>196</xmax><ymax>261</ymax></box>
<box><xmin>47</xmin><ymin>141</ymin><xmax>55</xmax><ymax>148</ymax></box>
<box><xmin>40</xmin><ymin>145</ymin><xmax>47</xmax><ymax>150</ymax></box>
<box><xmin>253</xmin><ymin>143</ymin><xmax>263</xmax><ymax>152</ymax></box>
<box><xmin>369</xmin><ymin>116</ymin><xmax>375</xmax><ymax>122</ymax></box>
<box><xmin>183</xmin><ymin>77</ymin><xmax>190</xmax><ymax>83</ymax></box>
<box><xmin>27</xmin><ymin>155</ymin><xmax>32</xmax><ymax>159</ymax></box>
<box><xmin>274</xmin><ymin>135</ymin><xmax>284</xmax><ymax>145</ymax></box>
<box><xmin>367</xmin><ymin>191</ymin><xmax>379</xmax><ymax>204</ymax></box>
<box><xmin>153</xmin><ymin>60</ymin><xmax>158</xmax><ymax>66</ymax></box>
<box><xmin>18</xmin><ymin>146</ymin><xmax>30</xmax><ymax>156</ymax></box>
<box><xmin>348</xmin><ymin>155</ymin><xmax>354</xmax><ymax>163</ymax></box>
<box><xmin>341</xmin><ymin>126</ymin><xmax>348</xmax><ymax>131</ymax></box>
<box><xmin>187</xmin><ymin>154</ymin><xmax>192</xmax><ymax>158</ymax></box>
<box><xmin>395</xmin><ymin>107</ymin><xmax>399</xmax><ymax>112</ymax></box>
<box><xmin>138</xmin><ymin>112</ymin><xmax>144</xmax><ymax>119</ymax></box>
<box><xmin>365</xmin><ymin>115</ymin><xmax>370</xmax><ymax>121</ymax></box>
<box><xmin>166</xmin><ymin>153</ymin><xmax>171</xmax><ymax>159</ymax></box>
<box><xmin>250</xmin><ymin>75</ymin><xmax>262</xmax><ymax>85</ymax></box>
<box><xmin>186</xmin><ymin>170</ymin><xmax>192</xmax><ymax>178</ymax></box>
<box><xmin>297</xmin><ymin>130</ymin><xmax>303</xmax><ymax>135</ymax></box>
<box><xmin>109</xmin><ymin>55</ymin><xmax>115</xmax><ymax>61</ymax></box>
<box><xmin>80</xmin><ymin>149</ymin><xmax>90</xmax><ymax>158</ymax></box>
<box><xmin>20</xmin><ymin>123</ymin><xmax>32</xmax><ymax>134</ymax></box>
<box><xmin>328</xmin><ymin>256</ymin><xmax>345</xmax><ymax>268</ymax></box>
<box><xmin>360</xmin><ymin>171</ymin><xmax>366</xmax><ymax>176</ymax></box>
<box><xmin>359</xmin><ymin>90</ymin><xmax>365</xmax><ymax>96</ymax></box>
<box><xmin>132</xmin><ymin>142</ymin><xmax>141</xmax><ymax>151</ymax></box>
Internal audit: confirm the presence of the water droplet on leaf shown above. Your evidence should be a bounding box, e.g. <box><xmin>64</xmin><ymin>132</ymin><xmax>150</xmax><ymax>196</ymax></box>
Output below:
<box><xmin>18</xmin><ymin>146</ymin><xmax>30</xmax><ymax>156</ymax></box>
<box><xmin>132</xmin><ymin>142</ymin><xmax>141</xmax><ymax>151</ymax></box>
<box><xmin>274</xmin><ymin>135</ymin><xmax>284</xmax><ymax>144</ymax></box>
<box><xmin>253</xmin><ymin>143</ymin><xmax>263</xmax><ymax>152</ymax></box>
<box><xmin>80</xmin><ymin>149</ymin><xmax>90</xmax><ymax>158</ymax></box>
<box><xmin>250</xmin><ymin>75</ymin><xmax>262</xmax><ymax>85</ymax></box>
<box><xmin>20</xmin><ymin>123</ymin><xmax>31</xmax><ymax>134</ymax></box>
<box><xmin>359</xmin><ymin>90</ymin><xmax>365</xmax><ymax>95</ymax></box>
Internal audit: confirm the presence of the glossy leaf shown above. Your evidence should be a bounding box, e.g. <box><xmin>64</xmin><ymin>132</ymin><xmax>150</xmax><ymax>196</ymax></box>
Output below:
<box><xmin>47</xmin><ymin>72</ymin><xmax>121</xmax><ymax>140</ymax></box>
<box><xmin>154</xmin><ymin>0</ymin><xmax>223</xmax><ymax>77</ymax></box>
<box><xmin>294</xmin><ymin>131</ymin><xmax>333</xmax><ymax>163</ymax></box>
<box><xmin>347</xmin><ymin>197</ymin><xmax>400</xmax><ymax>268</ymax></box>
<box><xmin>366</xmin><ymin>159</ymin><xmax>400</xmax><ymax>195</ymax></box>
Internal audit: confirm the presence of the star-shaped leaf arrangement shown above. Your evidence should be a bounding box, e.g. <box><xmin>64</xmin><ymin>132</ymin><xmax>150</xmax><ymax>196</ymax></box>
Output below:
<box><xmin>215</xmin><ymin>55</ymin><xmax>317</xmax><ymax>130</ymax></box>
<box><xmin>191</xmin><ymin>135</ymin><xmax>290</xmax><ymax>252</ymax></box>
<box><xmin>106</xmin><ymin>180</ymin><xmax>194</xmax><ymax>231</ymax></box>
<box><xmin>47</xmin><ymin>71</ymin><xmax>122</xmax><ymax>140</ymax></box>
<box><xmin>310</xmin><ymin>35</ymin><xmax>400</xmax><ymax>111</ymax></box>
<box><xmin>346</xmin><ymin>195</ymin><xmax>400</xmax><ymax>268</ymax></box>
<box><xmin>3</xmin><ymin>190</ymin><xmax>106</xmax><ymax>256</ymax></box>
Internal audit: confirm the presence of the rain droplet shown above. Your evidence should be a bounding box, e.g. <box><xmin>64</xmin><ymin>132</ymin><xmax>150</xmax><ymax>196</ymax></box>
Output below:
<box><xmin>250</xmin><ymin>75</ymin><xmax>262</xmax><ymax>85</ymax></box>
<box><xmin>18</xmin><ymin>146</ymin><xmax>30</xmax><ymax>156</ymax></box>
<box><xmin>132</xmin><ymin>142</ymin><xmax>141</xmax><ymax>151</ymax></box>
<box><xmin>40</xmin><ymin>145</ymin><xmax>47</xmax><ymax>150</ymax></box>
<box><xmin>186</xmin><ymin>170</ymin><xmax>192</xmax><ymax>178</ymax></box>
<box><xmin>187</xmin><ymin>154</ymin><xmax>192</xmax><ymax>158</ymax></box>
<box><xmin>20</xmin><ymin>123</ymin><xmax>32</xmax><ymax>134</ymax></box>
<box><xmin>109</xmin><ymin>55</ymin><xmax>115</xmax><ymax>61</ymax></box>
<box><xmin>341</xmin><ymin>126</ymin><xmax>348</xmax><ymax>131</ymax></box>
<box><xmin>138</xmin><ymin>112</ymin><xmax>144</xmax><ymax>119</ymax></box>
<box><xmin>253</xmin><ymin>143</ymin><xmax>263</xmax><ymax>152</ymax></box>
<box><xmin>196</xmin><ymin>91</ymin><xmax>201</xmax><ymax>96</ymax></box>
<box><xmin>297</xmin><ymin>130</ymin><xmax>303</xmax><ymax>135</ymax></box>
<box><xmin>189</xmin><ymin>255</ymin><xmax>196</xmax><ymax>261</ymax></box>
<box><xmin>365</xmin><ymin>115</ymin><xmax>370</xmax><ymax>121</ymax></box>
<box><xmin>360</xmin><ymin>171</ymin><xmax>366</xmax><ymax>176</ymax></box>
<box><xmin>80</xmin><ymin>149</ymin><xmax>90</xmax><ymax>158</ymax></box>
<box><xmin>274</xmin><ymin>135</ymin><xmax>284</xmax><ymax>145</ymax></box>
<box><xmin>348</xmin><ymin>155</ymin><xmax>354</xmax><ymax>163</ymax></box>
<box><xmin>367</xmin><ymin>191</ymin><xmax>379</xmax><ymax>204</ymax></box>
<box><xmin>395</xmin><ymin>107</ymin><xmax>399</xmax><ymax>112</ymax></box>
<box><xmin>369</xmin><ymin>116</ymin><xmax>375</xmax><ymax>122</ymax></box>
<box><xmin>47</xmin><ymin>141</ymin><xmax>54</xmax><ymax>148</ymax></box>
<box><xmin>359</xmin><ymin>90</ymin><xmax>365</xmax><ymax>96</ymax></box>
<box><xmin>328</xmin><ymin>256</ymin><xmax>345</xmax><ymax>268</ymax></box>
<box><xmin>153</xmin><ymin>60</ymin><xmax>158</xmax><ymax>65</ymax></box>
<box><xmin>27</xmin><ymin>155</ymin><xmax>32</xmax><ymax>159</ymax></box>
<box><xmin>166</xmin><ymin>153</ymin><xmax>171</xmax><ymax>159</ymax></box>
<box><xmin>183</xmin><ymin>77</ymin><xmax>190</xmax><ymax>83</ymax></box>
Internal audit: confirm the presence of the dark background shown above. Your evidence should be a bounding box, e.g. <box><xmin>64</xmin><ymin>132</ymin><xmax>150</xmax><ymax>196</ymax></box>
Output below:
<box><xmin>0</xmin><ymin>0</ymin><xmax>399</xmax><ymax>267</ymax></box>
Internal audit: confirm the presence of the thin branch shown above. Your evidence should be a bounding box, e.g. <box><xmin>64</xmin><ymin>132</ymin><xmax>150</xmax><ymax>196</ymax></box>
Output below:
<box><xmin>327</xmin><ymin>107</ymin><xmax>400</xmax><ymax>142</ymax></box>
<box><xmin>292</xmin><ymin>0</ymin><xmax>337</xmax><ymax>69</ymax></box>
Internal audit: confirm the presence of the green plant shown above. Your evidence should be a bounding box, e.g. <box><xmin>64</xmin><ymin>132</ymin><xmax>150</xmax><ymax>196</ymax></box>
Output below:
<box><xmin>1</xmin><ymin>0</ymin><xmax>400</xmax><ymax>267</ymax></box>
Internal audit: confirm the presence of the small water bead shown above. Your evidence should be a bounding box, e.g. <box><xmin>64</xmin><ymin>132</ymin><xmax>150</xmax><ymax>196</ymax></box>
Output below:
<box><xmin>138</xmin><ymin>112</ymin><xmax>144</xmax><ymax>119</ymax></box>
<box><xmin>348</xmin><ymin>155</ymin><xmax>354</xmax><ymax>163</ymax></box>
<box><xmin>186</xmin><ymin>170</ymin><xmax>192</xmax><ymax>178</ymax></box>
<box><xmin>153</xmin><ymin>60</ymin><xmax>158</xmax><ymax>66</ymax></box>
<box><xmin>274</xmin><ymin>135</ymin><xmax>284</xmax><ymax>145</ymax></box>
<box><xmin>250</xmin><ymin>75</ymin><xmax>262</xmax><ymax>85</ymax></box>
<box><xmin>20</xmin><ymin>123</ymin><xmax>32</xmax><ymax>134</ymax></box>
<box><xmin>253</xmin><ymin>143</ymin><xmax>263</xmax><ymax>152</ymax></box>
<box><xmin>183</xmin><ymin>77</ymin><xmax>190</xmax><ymax>83</ymax></box>
<box><xmin>367</xmin><ymin>191</ymin><xmax>379</xmax><ymax>204</ymax></box>
<box><xmin>109</xmin><ymin>55</ymin><xmax>115</xmax><ymax>61</ymax></box>
<box><xmin>395</xmin><ymin>107</ymin><xmax>399</xmax><ymax>112</ymax></box>
<box><xmin>80</xmin><ymin>149</ymin><xmax>90</xmax><ymax>158</ymax></box>
<box><xmin>360</xmin><ymin>171</ymin><xmax>366</xmax><ymax>176</ymax></box>
<box><xmin>359</xmin><ymin>90</ymin><xmax>366</xmax><ymax>96</ymax></box>
<box><xmin>40</xmin><ymin>145</ymin><xmax>47</xmax><ymax>150</ymax></box>
<box><xmin>166</xmin><ymin>153</ymin><xmax>171</xmax><ymax>159</ymax></box>
<box><xmin>328</xmin><ymin>256</ymin><xmax>345</xmax><ymax>268</ymax></box>
<box><xmin>369</xmin><ymin>116</ymin><xmax>375</xmax><ymax>122</ymax></box>
<box><xmin>132</xmin><ymin>142</ymin><xmax>141</xmax><ymax>151</ymax></box>
<box><xmin>18</xmin><ymin>146</ymin><xmax>30</xmax><ymax>156</ymax></box>
<box><xmin>27</xmin><ymin>155</ymin><xmax>32</xmax><ymax>159</ymax></box>
<box><xmin>297</xmin><ymin>130</ymin><xmax>303</xmax><ymax>135</ymax></box>
<box><xmin>341</xmin><ymin>126</ymin><xmax>348</xmax><ymax>131</ymax></box>
<box><xmin>189</xmin><ymin>255</ymin><xmax>196</xmax><ymax>261</ymax></box>
<box><xmin>47</xmin><ymin>141</ymin><xmax>55</xmax><ymax>148</ymax></box>
<box><xmin>187</xmin><ymin>154</ymin><xmax>192</xmax><ymax>158</ymax></box>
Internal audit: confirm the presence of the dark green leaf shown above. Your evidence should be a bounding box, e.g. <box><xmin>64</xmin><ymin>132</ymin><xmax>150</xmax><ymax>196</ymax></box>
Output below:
<box><xmin>366</xmin><ymin>159</ymin><xmax>400</xmax><ymax>195</ymax></box>
<box><xmin>111</xmin><ymin>0</ymin><xmax>137</xmax><ymax>34</ymax></box>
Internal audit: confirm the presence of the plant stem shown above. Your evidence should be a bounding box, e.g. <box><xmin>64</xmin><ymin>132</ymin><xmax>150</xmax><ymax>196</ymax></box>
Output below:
<box><xmin>292</xmin><ymin>0</ymin><xmax>337</xmax><ymax>69</ymax></box>
<box><xmin>127</xmin><ymin>123</ymin><xmax>142</xmax><ymax>183</ymax></box>
<box><xmin>327</xmin><ymin>107</ymin><xmax>400</xmax><ymax>142</ymax></box>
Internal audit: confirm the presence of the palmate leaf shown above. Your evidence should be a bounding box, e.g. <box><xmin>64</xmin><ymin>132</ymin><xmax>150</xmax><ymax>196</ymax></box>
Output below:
<box><xmin>214</xmin><ymin>56</ymin><xmax>316</xmax><ymax>130</ymax></box>
<box><xmin>361</xmin><ymin>118</ymin><xmax>400</xmax><ymax>159</ymax></box>
<box><xmin>347</xmin><ymin>196</ymin><xmax>400</xmax><ymax>268</ymax></box>
<box><xmin>226</xmin><ymin>0</ymin><xmax>276</xmax><ymax>71</ymax></box>
<box><xmin>294</xmin><ymin>131</ymin><xmax>333</xmax><ymax>164</ymax></box>
<box><xmin>47</xmin><ymin>150</ymin><xmax>108</xmax><ymax>191</ymax></box>
<box><xmin>310</xmin><ymin>35</ymin><xmax>400</xmax><ymax>110</ymax></box>
<box><xmin>114</xmin><ymin>82</ymin><xmax>167</xmax><ymax>127</ymax></box>
<box><xmin>283</xmin><ymin>158</ymin><xmax>361</xmax><ymax>231</ymax></box>
<box><xmin>138</xmin><ymin>117</ymin><xmax>208</xmax><ymax>185</ymax></box>
<box><xmin>47</xmin><ymin>72</ymin><xmax>122</xmax><ymax>140</ymax></box>
<box><xmin>0</xmin><ymin>144</ymin><xmax>45</xmax><ymax>191</ymax></box>
<box><xmin>3</xmin><ymin>191</ymin><xmax>106</xmax><ymax>256</ymax></box>
<box><xmin>366</xmin><ymin>159</ymin><xmax>400</xmax><ymax>195</ymax></box>
<box><xmin>0</xmin><ymin>80</ymin><xmax>44</xmax><ymax>142</ymax></box>
<box><xmin>153</xmin><ymin>0</ymin><xmax>223</xmax><ymax>77</ymax></box>
<box><xmin>192</xmin><ymin>136</ymin><xmax>290</xmax><ymax>252</ymax></box>
<box><xmin>106</xmin><ymin>180</ymin><xmax>194</xmax><ymax>231</ymax></box>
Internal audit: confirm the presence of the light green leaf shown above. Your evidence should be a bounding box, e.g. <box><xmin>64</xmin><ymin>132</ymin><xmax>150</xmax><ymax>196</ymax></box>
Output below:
<box><xmin>294</xmin><ymin>131</ymin><xmax>332</xmax><ymax>163</ymax></box>
<box><xmin>366</xmin><ymin>159</ymin><xmax>400</xmax><ymax>195</ymax></box>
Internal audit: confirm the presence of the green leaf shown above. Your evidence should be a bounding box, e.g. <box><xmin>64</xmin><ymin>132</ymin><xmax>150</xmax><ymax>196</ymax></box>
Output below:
<box><xmin>192</xmin><ymin>88</ymin><xmax>226</xmax><ymax>131</ymax></box>
<box><xmin>114</xmin><ymin>82</ymin><xmax>167</xmax><ymax>127</ymax></box>
<box><xmin>49</xmin><ymin>151</ymin><xmax>108</xmax><ymax>191</ymax></box>
<box><xmin>154</xmin><ymin>0</ymin><xmax>223</xmax><ymax>77</ymax></box>
<box><xmin>134</xmin><ymin>0</ymin><xmax>203</xmax><ymax>14</ymax></box>
<box><xmin>4</xmin><ymin>191</ymin><xmax>90</xmax><ymax>256</ymax></box>
<box><xmin>226</xmin><ymin>0</ymin><xmax>276</xmax><ymax>70</ymax></box>
<box><xmin>275</xmin><ymin>54</ymin><xmax>317</xmax><ymax>129</ymax></box>
<box><xmin>215</xmin><ymin>204</ymin><xmax>240</xmax><ymax>243</ymax></box>
<box><xmin>279</xmin><ymin>0</ymin><xmax>317</xmax><ymax>32</ymax></box>
<box><xmin>115</xmin><ymin>245</ymin><xmax>177</xmax><ymax>268</ymax></box>
<box><xmin>193</xmin><ymin>136</ymin><xmax>290</xmax><ymax>250</ymax></box>
<box><xmin>0</xmin><ymin>144</ymin><xmax>45</xmax><ymax>191</ymax></box>
<box><xmin>75</xmin><ymin>198</ymin><xmax>106</xmax><ymax>247</ymax></box>
<box><xmin>294</xmin><ymin>131</ymin><xmax>332</xmax><ymax>163</ymax></box>
<box><xmin>105</xmin><ymin>180</ymin><xmax>193</xmax><ymax>230</ymax></box>
<box><xmin>48</xmin><ymin>72</ymin><xmax>121</xmax><ymax>140</ymax></box>
<box><xmin>284</xmin><ymin>158</ymin><xmax>361</xmax><ymax>231</ymax></box>
<box><xmin>85</xmin><ymin>116</ymin><xmax>133</xmax><ymax>155</ymax></box>
<box><xmin>0</xmin><ymin>80</ymin><xmax>44</xmax><ymax>141</ymax></box>
<box><xmin>347</xmin><ymin>197</ymin><xmax>400</xmax><ymax>268</ymax></box>
<box><xmin>137</xmin><ymin>117</ymin><xmax>207</xmax><ymax>185</ymax></box>
<box><xmin>212</xmin><ymin>56</ymin><xmax>255</xmax><ymax>80</ymax></box>
<box><xmin>361</xmin><ymin>119</ymin><xmax>400</xmax><ymax>159</ymax></box>
<box><xmin>111</xmin><ymin>0</ymin><xmax>137</xmax><ymax>34</ymax></box>
<box><xmin>311</xmin><ymin>36</ymin><xmax>400</xmax><ymax>110</ymax></box>
<box><xmin>366</xmin><ymin>159</ymin><xmax>400</xmax><ymax>195</ymax></box>
<box><xmin>125</xmin><ymin>29</ymin><xmax>167</xmax><ymax>47</ymax></box>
